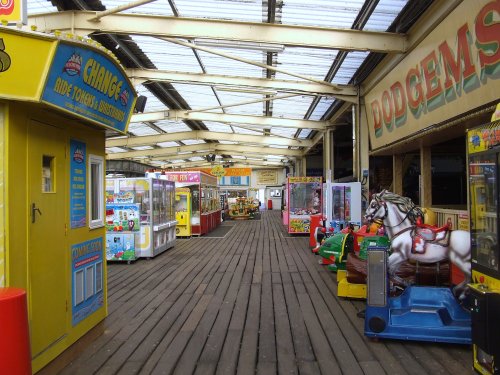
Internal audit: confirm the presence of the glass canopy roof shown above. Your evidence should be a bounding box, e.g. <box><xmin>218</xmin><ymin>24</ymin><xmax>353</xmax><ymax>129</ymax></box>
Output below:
<box><xmin>26</xmin><ymin>0</ymin><xmax>410</xmax><ymax>169</ymax></box>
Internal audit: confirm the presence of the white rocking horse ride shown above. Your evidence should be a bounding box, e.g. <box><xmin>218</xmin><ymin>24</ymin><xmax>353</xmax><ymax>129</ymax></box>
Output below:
<box><xmin>364</xmin><ymin>190</ymin><xmax>471</xmax><ymax>300</ymax></box>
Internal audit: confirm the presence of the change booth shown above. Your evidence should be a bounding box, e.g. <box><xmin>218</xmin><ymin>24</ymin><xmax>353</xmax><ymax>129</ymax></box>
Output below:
<box><xmin>0</xmin><ymin>27</ymin><xmax>136</xmax><ymax>372</ymax></box>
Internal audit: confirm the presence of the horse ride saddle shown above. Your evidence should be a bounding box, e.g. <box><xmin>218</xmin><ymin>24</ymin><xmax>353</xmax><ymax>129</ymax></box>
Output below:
<box><xmin>411</xmin><ymin>221</ymin><xmax>451</xmax><ymax>254</ymax></box>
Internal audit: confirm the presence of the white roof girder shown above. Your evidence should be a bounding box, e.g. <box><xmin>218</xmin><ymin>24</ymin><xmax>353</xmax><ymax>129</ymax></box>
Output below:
<box><xmin>146</xmin><ymin>150</ymin><xmax>293</xmax><ymax>163</ymax></box>
<box><xmin>107</xmin><ymin>130</ymin><xmax>312</xmax><ymax>148</ymax></box>
<box><xmin>106</xmin><ymin>143</ymin><xmax>303</xmax><ymax>160</ymax></box>
<box><xmin>132</xmin><ymin>110</ymin><xmax>327</xmax><ymax>130</ymax></box>
<box><xmin>28</xmin><ymin>11</ymin><xmax>407</xmax><ymax>53</ymax></box>
<box><xmin>126</xmin><ymin>68</ymin><xmax>357</xmax><ymax>99</ymax></box>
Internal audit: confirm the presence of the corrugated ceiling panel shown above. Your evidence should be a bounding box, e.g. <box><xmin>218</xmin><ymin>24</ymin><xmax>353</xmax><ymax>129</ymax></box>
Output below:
<box><xmin>281</xmin><ymin>0</ymin><xmax>365</xmax><ymax>27</ymax></box>
<box><xmin>171</xmin><ymin>83</ymin><xmax>222</xmax><ymax>112</ymax></box>
<box><xmin>155</xmin><ymin>120</ymin><xmax>192</xmax><ymax>133</ymax></box>
<box><xmin>272</xmin><ymin>95</ymin><xmax>314</xmax><ymax>119</ymax></box>
<box><xmin>333</xmin><ymin>51</ymin><xmax>370</xmax><ymax>84</ymax></box>
<box><xmin>203</xmin><ymin>122</ymin><xmax>233</xmax><ymax>133</ymax></box>
<box><xmin>309</xmin><ymin>97</ymin><xmax>335</xmax><ymax>120</ymax></box>
<box><xmin>136</xmin><ymin>85</ymin><xmax>169</xmax><ymax>112</ymax></box>
<box><xmin>364</xmin><ymin>0</ymin><xmax>409</xmax><ymax>31</ymax></box>
<box><xmin>99</xmin><ymin>0</ymin><xmax>174</xmax><ymax>15</ymax></box>
<box><xmin>182</xmin><ymin>139</ymin><xmax>206</xmax><ymax>145</ymax></box>
<box><xmin>197</xmin><ymin>49</ymin><xmax>264</xmax><ymax>78</ymax></box>
<box><xmin>131</xmin><ymin>36</ymin><xmax>202</xmax><ymax>72</ymax></box>
<box><xmin>27</xmin><ymin>0</ymin><xmax>57</xmax><ymax>14</ymax></box>
<box><xmin>128</xmin><ymin>122</ymin><xmax>160</xmax><ymax>136</ymax></box>
<box><xmin>271</xmin><ymin>128</ymin><xmax>298</xmax><ymax>138</ymax></box>
<box><xmin>156</xmin><ymin>141</ymin><xmax>180</xmax><ymax>148</ymax></box>
<box><xmin>174</xmin><ymin>0</ymin><xmax>262</xmax><ymax>22</ymax></box>
<box><xmin>216</xmin><ymin>91</ymin><xmax>264</xmax><ymax>116</ymax></box>
<box><xmin>275</xmin><ymin>47</ymin><xmax>337</xmax><ymax>81</ymax></box>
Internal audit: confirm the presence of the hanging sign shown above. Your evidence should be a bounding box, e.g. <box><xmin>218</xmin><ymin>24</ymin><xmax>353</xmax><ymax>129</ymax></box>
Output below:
<box><xmin>0</xmin><ymin>0</ymin><xmax>27</xmax><ymax>25</ymax></box>
<box><xmin>42</xmin><ymin>42</ymin><xmax>136</xmax><ymax>133</ymax></box>
<box><xmin>256</xmin><ymin>170</ymin><xmax>278</xmax><ymax>185</ymax></box>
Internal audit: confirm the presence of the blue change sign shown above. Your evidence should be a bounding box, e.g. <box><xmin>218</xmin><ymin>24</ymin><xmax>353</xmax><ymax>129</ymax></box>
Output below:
<box><xmin>41</xmin><ymin>42</ymin><xmax>135</xmax><ymax>133</ymax></box>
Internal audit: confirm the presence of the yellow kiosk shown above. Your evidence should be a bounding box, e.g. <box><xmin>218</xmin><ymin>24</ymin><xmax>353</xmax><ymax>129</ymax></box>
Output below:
<box><xmin>0</xmin><ymin>27</ymin><xmax>136</xmax><ymax>372</ymax></box>
<box><xmin>175</xmin><ymin>187</ymin><xmax>192</xmax><ymax>237</ymax></box>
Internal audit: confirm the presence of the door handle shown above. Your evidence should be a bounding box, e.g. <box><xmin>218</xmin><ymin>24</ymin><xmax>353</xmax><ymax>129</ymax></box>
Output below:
<box><xmin>32</xmin><ymin>203</ymin><xmax>42</xmax><ymax>223</ymax></box>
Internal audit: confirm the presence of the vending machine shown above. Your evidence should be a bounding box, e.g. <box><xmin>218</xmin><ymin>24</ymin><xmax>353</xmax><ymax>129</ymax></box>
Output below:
<box><xmin>467</xmin><ymin>122</ymin><xmax>500</xmax><ymax>375</ymax></box>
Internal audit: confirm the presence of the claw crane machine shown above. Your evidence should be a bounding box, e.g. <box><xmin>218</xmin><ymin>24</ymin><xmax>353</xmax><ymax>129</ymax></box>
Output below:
<box><xmin>175</xmin><ymin>187</ymin><xmax>191</xmax><ymax>237</ymax></box>
<box><xmin>287</xmin><ymin>177</ymin><xmax>322</xmax><ymax>234</ymax></box>
<box><xmin>467</xmin><ymin>108</ymin><xmax>500</xmax><ymax>375</ymax></box>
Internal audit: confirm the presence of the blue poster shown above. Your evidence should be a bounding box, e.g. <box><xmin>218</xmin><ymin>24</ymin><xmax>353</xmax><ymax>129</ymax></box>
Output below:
<box><xmin>70</xmin><ymin>139</ymin><xmax>87</xmax><ymax>228</ymax></box>
<box><xmin>71</xmin><ymin>237</ymin><xmax>104</xmax><ymax>326</ymax></box>
<box><xmin>41</xmin><ymin>42</ymin><xmax>136</xmax><ymax>133</ymax></box>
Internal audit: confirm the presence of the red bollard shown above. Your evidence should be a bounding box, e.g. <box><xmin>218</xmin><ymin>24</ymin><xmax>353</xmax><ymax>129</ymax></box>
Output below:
<box><xmin>0</xmin><ymin>288</ymin><xmax>31</xmax><ymax>375</ymax></box>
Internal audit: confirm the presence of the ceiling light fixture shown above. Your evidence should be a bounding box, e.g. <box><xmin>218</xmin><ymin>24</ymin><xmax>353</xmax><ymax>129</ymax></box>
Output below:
<box><xmin>194</xmin><ymin>38</ymin><xmax>285</xmax><ymax>53</ymax></box>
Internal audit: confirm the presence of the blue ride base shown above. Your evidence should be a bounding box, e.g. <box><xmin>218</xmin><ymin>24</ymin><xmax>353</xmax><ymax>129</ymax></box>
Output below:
<box><xmin>365</xmin><ymin>285</ymin><xmax>471</xmax><ymax>344</ymax></box>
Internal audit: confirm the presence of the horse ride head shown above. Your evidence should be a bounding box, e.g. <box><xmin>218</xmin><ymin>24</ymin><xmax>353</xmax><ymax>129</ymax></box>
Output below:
<box><xmin>364</xmin><ymin>190</ymin><xmax>388</xmax><ymax>223</ymax></box>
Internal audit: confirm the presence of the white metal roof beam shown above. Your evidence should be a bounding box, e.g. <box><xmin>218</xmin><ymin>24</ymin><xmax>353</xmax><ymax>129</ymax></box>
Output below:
<box><xmin>131</xmin><ymin>110</ymin><xmax>327</xmax><ymax>130</ymax></box>
<box><xmin>146</xmin><ymin>150</ymin><xmax>293</xmax><ymax>162</ymax></box>
<box><xmin>127</xmin><ymin>69</ymin><xmax>356</xmax><ymax>98</ymax></box>
<box><xmin>107</xmin><ymin>130</ymin><xmax>312</xmax><ymax>148</ymax></box>
<box><xmin>28</xmin><ymin>12</ymin><xmax>407</xmax><ymax>53</ymax></box>
<box><xmin>106</xmin><ymin>143</ymin><xmax>303</xmax><ymax>159</ymax></box>
<box><xmin>164</xmin><ymin>160</ymin><xmax>288</xmax><ymax>169</ymax></box>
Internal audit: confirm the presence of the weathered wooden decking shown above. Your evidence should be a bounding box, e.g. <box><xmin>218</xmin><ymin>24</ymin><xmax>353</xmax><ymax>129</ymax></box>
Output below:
<box><xmin>54</xmin><ymin>210</ymin><xmax>472</xmax><ymax>374</ymax></box>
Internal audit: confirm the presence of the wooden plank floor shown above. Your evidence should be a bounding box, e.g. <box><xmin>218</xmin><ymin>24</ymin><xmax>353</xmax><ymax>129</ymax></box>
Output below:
<box><xmin>57</xmin><ymin>210</ymin><xmax>473</xmax><ymax>374</ymax></box>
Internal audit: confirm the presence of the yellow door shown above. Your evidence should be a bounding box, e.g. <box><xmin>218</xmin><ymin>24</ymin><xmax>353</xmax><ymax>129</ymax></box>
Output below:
<box><xmin>28</xmin><ymin>120</ymin><xmax>67</xmax><ymax>358</ymax></box>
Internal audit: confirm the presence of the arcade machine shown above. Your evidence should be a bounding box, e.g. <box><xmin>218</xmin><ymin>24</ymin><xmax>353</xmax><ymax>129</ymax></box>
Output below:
<box><xmin>467</xmin><ymin>121</ymin><xmax>500</xmax><ymax>374</ymax></box>
<box><xmin>324</xmin><ymin>182</ymin><xmax>362</xmax><ymax>232</ymax></box>
<box><xmin>364</xmin><ymin>244</ymin><xmax>471</xmax><ymax>344</ymax></box>
<box><xmin>287</xmin><ymin>177</ymin><xmax>322</xmax><ymax>234</ymax></box>
<box><xmin>106</xmin><ymin>177</ymin><xmax>177</xmax><ymax>258</ymax></box>
<box><xmin>175</xmin><ymin>187</ymin><xmax>191</xmax><ymax>237</ymax></box>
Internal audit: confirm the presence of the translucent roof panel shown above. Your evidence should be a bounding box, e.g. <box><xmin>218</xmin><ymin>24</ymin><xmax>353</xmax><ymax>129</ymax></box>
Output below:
<box><xmin>182</xmin><ymin>139</ymin><xmax>206</xmax><ymax>145</ymax></box>
<box><xmin>99</xmin><ymin>0</ymin><xmax>175</xmax><ymax>16</ymax></box>
<box><xmin>197</xmin><ymin>49</ymin><xmax>264</xmax><ymax>78</ymax></box>
<box><xmin>272</xmin><ymin>95</ymin><xmax>314</xmax><ymax>119</ymax></box>
<box><xmin>216</xmin><ymin>91</ymin><xmax>264</xmax><ymax>116</ymax></box>
<box><xmin>128</xmin><ymin>122</ymin><xmax>161</xmax><ymax>136</ymax></box>
<box><xmin>271</xmin><ymin>128</ymin><xmax>298</xmax><ymax>138</ymax></box>
<box><xmin>309</xmin><ymin>97</ymin><xmax>336</xmax><ymax>121</ymax></box>
<box><xmin>172</xmin><ymin>83</ymin><xmax>221</xmax><ymax>112</ymax></box>
<box><xmin>155</xmin><ymin>120</ymin><xmax>192</xmax><ymax>133</ymax></box>
<box><xmin>174</xmin><ymin>0</ymin><xmax>262</xmax><ymax>22</ymax></box>
<box><xmin>281</xmin><ymin>0</ymin><xmax>365</xmax><ymax>27</ymax></box>
<box><xmin>136</xmin><ymin>85</ymin><xmax>168</xmax><ymax>112</ymax></box>
<box><xmin>157</xmin><ymin>141</ymin><xmax>180</xmax><ymax>148</ymax></box>
<box><xmin>275</xmin><ymin>47</ymin><xmax>338</xmax><ymax>81</ymax></box>
<box><xmin>364</xmin><ymin>0</ymin><xmax>409</xmax><ymax>31</ymax></box>
<box><xmin>230</xmin><ymin>126</ymin><xmax>262</xmax><ymax>136</ymax></box>
<box><xmin>27</xmin><ymin>0</ymin><xmax>57</xmax><ymax>14</ymax></box>
<box><xmin>131</xmin><ymin>36</ymin><xmax>202</xmax><ymax>73</ymax></box>
<box><xmin>332</xmin><ymin>51</ymin><xmax>370</xmax><ymax>85</ymax></box>
<box><xmin>204</xmin><ymin>122</ymin><xmax>233</xmax><ymax>133</ymax></box>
